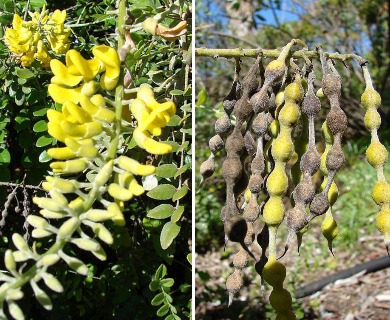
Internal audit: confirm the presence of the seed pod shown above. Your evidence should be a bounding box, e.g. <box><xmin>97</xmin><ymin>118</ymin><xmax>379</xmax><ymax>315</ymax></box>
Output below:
<box><xmin>200</xmin><ymin>157</ymin><xmax>215</xmax><ymax>180</ymax></box>
<box><xmin>243</xmin><ymin>196</ymin><xmax>260</xmax><ymax>222</ymax></box>
<box><xmin>234</xmin><ymin>97</ymin><xmax>253</xmax><ymax>124</ymax></box>
<box><xmin>322</xmin><ymin>72</ymin><xmax>341</xmax><ymax>98</ymax></box>
<box><xmin>250</xmin><ymin>90</ymin><xmax>270</xmax><ymax>114</ymax></box>
<box><xmin>300</xmin><ymin>149</ymin><xmax>321</xmax><ymax>176</ymax></box>
<box><xmin>208</xmin><ymin>135</ymin><xmax>224</xmax><ymax>154</ymax></box>
<box><xmin>215</xmin><ymin>114</ymin><xmax>231</xmax><ymax>136</ymax></box>
<box><xmin>262</xmin><ymin>258</ymin><xmax>286</xmax><ymax>288</ymax></box>
<box><xmin>326</xmin><ymin>146</ymin><xmax>345</xmax><ymax>171</ymax></box>
<box><xmin>244</xmin><ymin>222</ymin><xmax>255</xmax><ymax>245</ymax></box>
<box><xmin>302</xmin><ymin>92</ymin><xmax>321</xmax><ymax>117</ymax></box>
<box><xmin>371</xmin><ymin>180</ymin><xmax>390</xmax><ymax>205</ymax></box>
<box><xmin>293</xmin><ymin>179</ymin><xmax>315</xmax><ymax>205</ymax></box>
<box><xmin>233</xmin><ymin>248</ymin><xmax>249</xmax><ymax>269</ymax></box>
<box><xmin>309</xmin><ymin>193</ymin><xmax>330</xmax><ymax>218</ymax></box>
<box><xmin>269</xmin><ymin>288</ymin><xmax>293</xmax><ymax>313</ymax></box>
<box><xmin>222</xmin><ymin>156</ymin><xmax>243</xmax><ymax>185</ymax></box>
<box><xmin>366</xmin><ymin>141</ymin><xmax>388</xmax><ymax>168</ymax></box>
<box><xmin>286</xmin><ymin>206</ymin><xmax>307</xmax><ymax>233</ymax></box>
<box><xmin>226</xmin><ymin>269</ymin><xmax>244</xmax><ymax>306</ymax></box>
<box><xmin>326</xmin><ymin>107</ymin><xmax>347</xmax><ymax>135</ymax></box>
<box><xmin>225</xmin><ymin>129</ymin><xmax>246</xmax><ymax>156</ymax></box>
<box><xmin>248</xmin><ymin>174</ymin><xmax>263</xmax><ymax>193</ymax></box>
<box><xmin>252</xmin><ymin>112</ymin><xmax>270</xmax><ymax>136</ymax></box>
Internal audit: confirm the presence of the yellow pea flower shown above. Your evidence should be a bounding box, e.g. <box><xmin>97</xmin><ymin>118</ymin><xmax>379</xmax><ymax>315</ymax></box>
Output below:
<box><xmin>66</xmin><ymin>50</ymin><xmax>100</xmax><ymax>81</ymax></box>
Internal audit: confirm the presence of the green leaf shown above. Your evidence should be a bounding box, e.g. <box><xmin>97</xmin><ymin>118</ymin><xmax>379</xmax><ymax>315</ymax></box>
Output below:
<box><xmin>180</xmin><ymin>103</ymin><xmax>192</xmax><ymax>112</ymax></box>
<box><xmin>0</xmin><ymin>0</ymin><xmax>14</xmax><ymax>12</ymax></box>
<box><xmin>151</xmin><ymin>292</ymin><xmax>165</xmax><ymax>306</ymax></box>
<box><xmin>39</xmin><ymin>150</ymin><xmax>51</xmax><ymax>163</ymax></box>
<box><xmin>0</xmin><ymin>149</ymin><xmax>10</xmax><ymax>163</ymax></box>
<box><xmin>15</xmin><ymin>68</ymin><xmax>35</xmax><ymax>79</ymax></box>
<box><xmin>174</xmin><ymin>165</ymin><xmax>188</xmax><ymax>179</ymax></box>
<box><xmin>147</xmin><ymin>204</ymin><xmax>174</xmax><ymax>219</ymax></box>
<box><xmin>33</xmin><ymin>107</ymin><xmax>49</xmax><ymax>117</ymax></box>
<box><xmin>147</xmin><ymin>184</ymin><xmax>176</xmax><ymax>200</ymax></box>
<box><xmin>187</xmin><ymin>253</ymin><xmax>192</xmax><ymax>265</ymax></box>
<box><xmin>160</xmin><ymin>221</ymin><xmax>180</xmax><ymax>249</ymax></box>
<box><xmin>0</xmin><ymin>13</ymin><xmax>13</xmax><ymax>24</ymax></box>
<box><xmin>196</xmin><ymin>88</ymin><xmax>208</xmax><ymax>106</ymax></box>
<box><xmin>167</xmin><ymin>115</ymin><xmax>182</xmax><ymax>127</ymax></box>
<box><xmin>155</xmin><ymin>264</ymin><xmax>167</xmax><ymax>279</ymax></box>
<box><xmin>157</xmin><ymin>304</ymin><xmax>169</xmax><ymax>317</ymax></box>
<box><xmin>149</xmin><ymin>280</ymin><xmax>160</xmax><ymax>292</ymax></box>
<box><xmin>169</xmin><ymin>89</ymin><xmax>184</xmax><ymax>96</ymax></box>
<box><xmin>172</xmin><ymin>185</ymin><xmax>188</xmax><ymax>202</ymax></box>
<box><xmin>155</xmin><ymin>164</ymin><xmax>177</xmax><ymax>178</ymax></box>
<box><xmin>36</xmin><ymin>135</ymin><xmax>55</xmax><ymax>147</ymax></box>
<box><xmin>171</xmin><ymin>206</ymin><xmax>184</xmax><ymax>223</ymax></box>
<box><xmin>30</xmin><ymin>0</ymin><xmax>47</xmax><ymax>8</ymax></box>
<box><xmin>33</xmin><ymin>120</ymin><xmax>47</xmax><ymax>133</ymax></box>
<box><xmin>160</xmin><ymin>278</ymin><xmax>174</xmax><ymax>288</ymax></box>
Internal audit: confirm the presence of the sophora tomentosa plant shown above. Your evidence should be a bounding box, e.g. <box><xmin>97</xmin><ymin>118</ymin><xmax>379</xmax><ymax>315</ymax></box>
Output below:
<box><xmin>198</xmin><ymin>40</ymin><xmax>389</xmax><ymax>319</ymax></box>
<box><xmin>0</xmin><ymin>1</ymin><xmax>190</xmax><ymax>319</ymax></box>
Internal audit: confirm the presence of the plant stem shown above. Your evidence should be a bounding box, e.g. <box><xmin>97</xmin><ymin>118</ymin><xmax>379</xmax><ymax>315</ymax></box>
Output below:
<box><xmin>195</xmin><ymin>47</ymin><xmax>367</xmax><ymax>65</ymax></box>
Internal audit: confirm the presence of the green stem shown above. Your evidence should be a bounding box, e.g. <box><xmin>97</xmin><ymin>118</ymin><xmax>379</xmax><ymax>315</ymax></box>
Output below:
<box><xmin>195</xmin><ymin>47</ymin><xmax>367</xmax><ymax>65</ymax></box>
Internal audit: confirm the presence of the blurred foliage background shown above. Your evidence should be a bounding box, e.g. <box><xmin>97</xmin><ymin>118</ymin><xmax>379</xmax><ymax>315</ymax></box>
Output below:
<box><xmin>0</xmin><ymin>0</ymin><xmax>192</xmax><ymax>319</ymax></box>
<box><xmin>195</xmin><ymin>0</ymin><xmax>390</xmax><ymax>319</ymax></box>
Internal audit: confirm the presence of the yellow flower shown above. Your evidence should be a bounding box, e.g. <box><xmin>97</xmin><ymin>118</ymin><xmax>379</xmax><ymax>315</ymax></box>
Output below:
<box><xmin>4</xmin><ymin>8</ymin><xmax>70</xmax><ymax>67</ymax></box>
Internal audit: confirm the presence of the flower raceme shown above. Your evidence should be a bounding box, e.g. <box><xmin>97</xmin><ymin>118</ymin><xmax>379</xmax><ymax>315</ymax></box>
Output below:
<box><xmin>4</xmin><ymin>7</ymin><xmax>70</xmax><ymax>67</ymax></box>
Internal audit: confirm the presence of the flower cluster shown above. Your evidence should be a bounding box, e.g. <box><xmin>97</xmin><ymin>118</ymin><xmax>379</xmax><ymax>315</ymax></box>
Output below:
<box><xmin>46</xmin><ymin>45</ymin><xmax>121</xmax><ymax>174</ymax></box>
<box><xmin>131</xmin><ymin>84</ymin><xmax>176</xmax><ymax>155</ymax></box>
<box><xmin>4</xmin><ymin>7</ymin><xmax>70</xmax><ymax>67</ymax></box>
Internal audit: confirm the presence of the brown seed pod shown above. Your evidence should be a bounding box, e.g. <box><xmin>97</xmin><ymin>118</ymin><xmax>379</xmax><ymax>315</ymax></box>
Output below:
<box><xmin>244</xmin><ymin>131</ymin><xmax>256</xmax><ymax>155</ymax></box>
<box><xmin>248</xmin><ymin>174</ymin><xmax>263</xmax><ymax>193</ymax></box>
<box><xmin>226</xmin><ymin>269</ymin><xmax>244</xmax><ymax>306</ymax></box>
<box><xmin>234</xmin><ymin>97</ymin><xmax>253</xmax><ymax>124</ymax></box>
<box><xmin>250</xmin><ymin>90</ymin><xmax>270</xmax><ymax>114</ymax></box>
<box><xmin>200</xmin><ymin>157</ymin><xmax>215</xmax><ymax>179</ymax></box>
<box><xmin>225</xmin><ymin>129</ymin><xmax>246</xmax><ymax>156</ymax></box>
<box><xmin>215</xmin><ymin>114</ymin><xmax>231</xmax><ymax>136</ymax></box>
<box><xmin>326</xmin><ymin>107</ymin><xmax>347</xmax><ymax>135</ymax></box>
<box><xmin>293</xmin><ymin>178</ymin><xmax>315</xmax><ymax>205</ymax></box>
<box><xmin>322</xmin><ymin>72</ymin><xmax>341</xmax><ymax>98</ymax></box>
<box><xmin>233</xmin><ymin>170</ymin><xmax>249</xmax><ymax>196</ymax></box>
<box><xmin>300</xmin><ymin>148</ymin><xmax>321</xmax><ymax>175</ymax></box>
<box><xmin>221</xmin><ymin>204</ymin><xmax>239</xmax><ymax>222</ymax></box>
<box><xmin>252</xmin><ymin>112</ymin><xmax>270</xmax><ymax>136</ymax></box>
<box><xmin>244</xmin><ymin>222</ymin><xmax>255</xmax><ymax>245</ymax></box>
<box><xmin>251</xmin><ymin>156</ymin><xmax>265</xmax><ymax>174</ymax></box>
<box><xmin>302</xmin><ymin>92</ymin><xmax>321</xmax><ymax>117</ymax></box>
<box><xmin>326</xmin><ymin>146</ymin><xmax>345</xmax><ymax>172</ymax></box>
<box><xmin>223</xmin><ymin>80</ymin><xmax>240</xmax><ymax>115</ymax></box>
<box><xmin>241</xmin><ymin>61</ymin><xmax>260</xmax><ymax>97</ymax></box>
<box><xmin>286</xmin><ymin>206</ymin><xmax>307</xmax><ymax>232</ymax></box>
<box><xmin>209</xmin><ymin>135</ymin><xmax>224</xmax><ymax>154</ymax></box>
<box><xmin>233</xmin><ymin>248</ymin><xmax>249</xmax><ymax>269</ymax></box>
<box><xmin>309</xmin><ymin>193</ymin><xmax>330</xmax><ymax>218</ymax></box>
<box><xmin>222</xmin><ymin>156</ymin><xmax>243</xmax><ymax>185</ymax></box>
<box><xmin>243</xmin><ymin>196</ymin><xmax>260</xmax><ymax>222</ymax></box>
<box><xmin>264</xmin><ymin>60</ymin><xmax>285</xmax><ymax>84</ymax></box>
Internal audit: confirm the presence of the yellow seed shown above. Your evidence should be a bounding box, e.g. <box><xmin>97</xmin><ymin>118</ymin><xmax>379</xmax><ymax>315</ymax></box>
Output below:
<box><xmin>321</xmin><ymin>216</ymin><xmax>338</xmax><ymax>242</ymax></box>
<box><xmin>366</xmin><ymin>141</ymin><xmax>388</xmax><ymax>168</ymax></box>
<box><xmin>279</xmin><ymin>102</ymin><xmax>300</xmax><ymax>126</ymax></box>
<box><xmin>364</xmin><ymin>108</ymin><xmax>381</xmax><ymax>131</ymax></box>
<box><xmin>262</xmin><ymin>258</ymin><xmax>286</xmax><ymax>288</ymax></box>
<box><xmin>284</xmin><ymin>82</ymin><xmax>303</xmax><ymax>102</ymax></box>
<box><xmin>269</xmin><ymin>288</ymin><xmax>292</xmax><ymax>312</ymax></box>
<box><xmin>377</xmin><ymin>207</ymin><xmax>390</xmax><ymax>234</ymax></box>
<box><xmin>371</xmin><ymin>180</ymin><xmax>390</xmax><ymax>205</ymax></box>
<box><xmin>266</xmin><ymin>165</ymin><xmax>288</xmax><ymax>196</ymax></box>
<box><xmin>272</xmin><ymin>135</ymin><xmax>294</xmax><ymax>163</ymax></box>
<box><xmin>263</xmin><ymin>197</ymin><xmax>284</xmax><ymax>226</ymax></box>
<box><xmin>361</xmin><ymin>87</ymin><xmax>381</xmax><ymax>109</ymax></box>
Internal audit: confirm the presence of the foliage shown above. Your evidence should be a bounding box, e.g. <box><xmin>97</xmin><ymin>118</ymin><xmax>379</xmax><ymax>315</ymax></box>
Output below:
<box><xmin>0</xmin><ymin>0</ymin><xmax>192</xmax><ymax>319</ymax></box>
